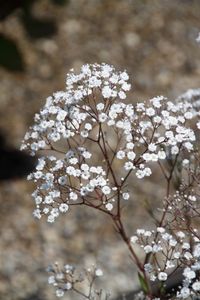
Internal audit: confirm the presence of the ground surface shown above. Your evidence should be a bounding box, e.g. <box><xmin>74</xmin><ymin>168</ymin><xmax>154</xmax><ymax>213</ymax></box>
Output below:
<box><xmin>0</xmin><ymin>1</ymin><xmax>200</xmax><ymax>299</ymax></box>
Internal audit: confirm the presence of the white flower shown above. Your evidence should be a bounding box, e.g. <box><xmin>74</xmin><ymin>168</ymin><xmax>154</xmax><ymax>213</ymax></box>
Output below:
<box><xmin>184</xmin><ymin>142</ymin><xmax>193</xmax><ymax>151</ymax></box>
<box><xmin>96</xmin><ymin>103</ymin><xmax>104</xmax><ymax>110</ymax></box>
<box><xmin>102</xmin><ymin>86</ymin><xmax>112</xmax><ymax>98</ymax></box>
<box><xmin>136</xmin><ymin>167</ymin><xmax>152</xmax><ymax>179</ymax></box>
<box><xmin>143</xmin><ymin>153</ymin><xmax>152</xmax><ymax>162</ymax></box>
<box><xmin>120</xmin><ymin>71</ymin><xmax>129</xmax><ymax>80</ymax></box>
<box><xmin>122</xmin><ymin>82</ymin><xmax>131</xmax><ymax>91</ymax></box>
<box><xmin>59</xmin><ymin>203</ymin><xmax>69</xmax><ymax>213</ymax></box>
<box><xmin>151</xmin><ymin>96</ymin><xmax>164</xmax><ymax>108</ymax></box>
<box><xmin>153</xmin><ymin>116</ymin><xmax>162</xmax><ymax>123</ymax></box>
<box><xmin>122</xmin><ymin>192</ymin><xmax>130</xmax><ymax>200</ymax></box>
<box><xmin>182</xmin><ymin>159</ymin><xmax>189</xmax><ymax>166</ymax></box>
<box><xmin>69</xmin><ymin>192</ymin><xmax>78</xmax><ymax>201</ymax></box>
<box><xmin>124</xmin><ymin>161</ymin><xmax>134</xmax><ymax>170</ymax></box>
<box><xmin>44</xmin><ymin>195</ymin><xmax>54</xmax><ymax>204</ymax></box>
<box><xmin>101</xmin><ymin>64</ymin><xmax>112</xmax><ymax>77</ymax></box>
<box><xmin>35</xmin><ymin>196</ymin><xmax>42</xmax><ymax>205</ymax></box>
<box><xmin>184</xmin><ymin>111</ymin><xmax>193</xmax><ymax>119</ymax></box>
<box><xmin>80</xmin><ymin>130</ymin><xmax>89</xmax><ymax>138</ymax></box>
<box><xmin>105</xmin><ymin>203</ymin><xmax>113</xmax><ymax>211</ymax></box>
<box><xmin>158</xmin><ymin>150</ymin><xmax>166</xmax><ymax>160</ymax></box>
<box><xmin>136</xmin><ymin>229</ymin><xmax>145</xmax><ymax>235</ymax></box>
<box><xmin>130</xmin><ymin>236</ymin><xmax>138</xmax><ymax>243</ymax></box>
<box><xmin>158</xmin><ymin>272</ymin><xmax>168</xmax><ymax>281</ymax></box>
<box><xmin>33</xmin><ymin>209</ymin><xmax>42</xmax><ymax>219</ymax></box>
<box><xmin>85</xmin><ymin>123</ymin><xmax>92</xmax><ymax>131</ymax></box>
<box><xmin>169</xmin><ymin>239</ymin><xmax>177</xmax><ymax>247</ymax></box>
<box><xmin>48</xmin><ymin>275</ymin><xmax>55</xmax><ymax>285</ymax></box>
<box><xmin>126</xmin><ymin>142</ymin><xmax>134</xmax><ymax>149</ymax></box>
<box><xmin>146</xmin><ymin>107</ymin><xmax>155</xmax><ymax>116</ymax></box>
<box><xmin>188</xmin><ymin>195</ymin><xmax>196</xmax><ymax>201</ymax></box>
<box><xmin>173</xmin><ymin>252</ymin><xmax>180</xmax><ymax>259</ymax></box>
<box><xmin>145</xmin><ymin>167</ymin><xmax>152</xmax><ymax>176</ymax></box>
<box><xmin>183</xmin><ymin>267</ymin><xmax>196</xmax><ymax>280</ymax></box>
<box><xmin>144</xmin><ymin>231</ymin><xmax>152</xmax><ymax>237</ymax></box>
<box><xmin>178</xmin><ymin>287</ymin><xmax>190</xmax><ymax>299</ymax></box>
<box><xmin>57</xmin><ymin>110</ymin><xmax>67</xmax><ymax>121</ymax></box>
<box><xmin>127</xmin><ymin>151</ymin><xmax>136</xmax><ymax>160</ymax></box>
<box><xmin>171</xmin><ymin>146</ymin><xmax>179</xmax><ymax>155</ymax></box>
<box><xmin>176</xmin><ymin>231</ymin><xmax>185</xmax><ymax>239</ymax></box>
<box><xmin>152</xmin><ymin>244</ymin><xmax>162</xmax><ymax>253</ymax></box>
<box><xmin>144</xmin><ymin>245</ymin><xmax>153</xmax><ymax>254</ymax></box>
<box><xmin>118</xmin><ymin>91</ymin><xmax>126</xmax><ymax>99</ymax></box>
<box><xmin>116</xmin><ymin>150</ymin><xmax>125</xmax><ymax>159</ymax></box>
<box><xmin>82</xmin><ymin>150</ymin><xmax>92</xmax><ymax>159</ymax></box>
<box><xmin>99</xmin><ymin>113</ymin><xmax>107</xmax><ymax>122</ymax></box>
<box><xmin>150</xmin><ymin>274</ymin><xmax>157</xmax><ymax>282</ymax></box>
<box><xmin>144</xmin><ymin>263</ymin><xmax>153</xmax><ymax>273</ymax></box>
<box><xmin>58</xmin><ymin>176</ymin><xmax>67</xmax><ymax>185</ymax></box>
<box><xmin>125</xmin><ymin>104</ymin><xmax>134</xmax><ymax>117</ymax></box>
<box><xmin>193</xmin><ymin>244</ymin><xmax>200</xmax><ymax>258</ymax></box>
<box><xmin>102</xmin><ymin>186</ymin><xmax>111</xmax><ymax>195</ymax></box>
<box><xmin>148</xmin><ymin>143</ymin><xmax>157</xmax><ymax>152</ymax></box>
<box><xmin>69</xmin><ymin>157</ymin><xmax>78</xmax><ymax>164</ymax></box>
<box><xmin>47</xmin><ymin>215</ymin><xmax>55</xmax><ymax>223</ymax></box>
<box><xmin>56</xmin><ymin>273</ymin><xmax>64</xmax><ymax>280</ymax></box>
<box><xmin>56</xmin><ymin>289</ymin><xmax>64</xmax><ymax>297</ymax></box>
<box><xmin>64</xmin><ymin>282</ymin><xmax>72</xmax><ymax>290</ymax></box>
<box><xmin>157</xmin><ymin>227</ymin><xmax>165</xmax><ymax>233</ymax></box>
<box><xmin>192</xmin><ymin>281</ymin><xmax>200</xmax><ymax>291</ymax></box>
<box><xmin>95</xmin><ymin>268</ymin><xmax>103</xmax><ymax>277</ymax></box>
<box><xmin>166</xmin><ymin>260</ymin><xmax>175</xmax><ymax>269</ymax></box>
<box><xmin>182</xmin><ymin>242</ymin><xmax>190</xmax><ymax>249</ymax></box>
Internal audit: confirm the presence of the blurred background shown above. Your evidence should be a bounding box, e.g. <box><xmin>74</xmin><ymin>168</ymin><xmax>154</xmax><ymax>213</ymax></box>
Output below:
<box><xmin>0</xmin><ymin>0</ymin><xmax>199</xmax><ymax>299</ymax></box>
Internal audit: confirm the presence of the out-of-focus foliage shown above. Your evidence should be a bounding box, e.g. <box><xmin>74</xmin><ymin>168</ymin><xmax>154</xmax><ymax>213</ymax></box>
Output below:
<box><xmin>51</xmin><ymin>0</ymin><xmax>69</xmax><ymax>5</ymax></box>
<box><xmin>0</xmin><ymin>34</ymin><xmax>24</xmax><ymax>71</ymax></box>
<box><xmin>0</xmin><ymin>132</ymin><xmax>36</xmax><ymax>180</ymax></box>
<box><xmin>0</xmin><ymin>0</ymin><xmax>69</xmax><ymax>72</ymax></box>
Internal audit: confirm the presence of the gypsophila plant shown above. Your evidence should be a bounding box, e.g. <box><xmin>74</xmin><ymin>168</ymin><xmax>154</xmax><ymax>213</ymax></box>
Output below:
<box><xmin>47</xmin><ymin>263</ymin><xmax>110</xmax><ymax>299</ymax></box>
<box><xmin>21</xmin><ymin>35</ymin><xmax>200</xmax><ymax>300</ymax></box>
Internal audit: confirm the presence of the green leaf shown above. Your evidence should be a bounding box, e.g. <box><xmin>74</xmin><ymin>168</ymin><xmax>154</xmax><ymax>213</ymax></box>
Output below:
<box><xmin>0</xmin><ymin>34</ymin><xmax>24</xmax><ymax>71</ymax></box>
<box><xmin>138</xmin><ymin>272</ymin><xmax>148</xmax><ymax>294</ymax></box>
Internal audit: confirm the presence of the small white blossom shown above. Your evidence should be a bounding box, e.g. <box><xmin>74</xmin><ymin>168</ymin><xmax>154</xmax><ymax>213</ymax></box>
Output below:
<box><xmin>130</xmin><ymin>236</ymin><xmax>138</xmax><ymax>243</ymax></box>
<box><xmin>158</xmin><ymin>272</ymin><xmax>168</xmax><ymax>281</ymax></box>
<box><xmin>64</xmin><ymin>282</ymin><xmax>72</xmax><ymax>290</ymax></box>
<box><xmin>144</xmin><ymin>245</ymin><xmax>153</xmax><ymax>254</ymax></box>
<box><xmin>95</xmin><ymin>268</ymin><xmax>103</xmax><ymax>277</ymax></box>
<box><xmin>122</xmin><ymin>192</ymin><xmax>130</xmax><ymax>200</ymax></box>
<box><xmin>96</xmin><ymin>103</ymin><xmax>105</xmax><ymax>110</ymax></box>
<box><xmin>102</xmin><ymin>186</ymin><xmax>111</xmax><ymax>195</ymax></box>
<box><xmin>59</xmin><ymin>204</ymin><xmax>69</xmax><ymax>213</ymax></box>
<box><xmin>192</xmin><ymin>281</ymin><xmax>200</xmax><ymax>291</ymax></box>
<box><xmin>127</xmin><ymin>151</ymin><xmax>136</xmax><ymax>160</ymax></box>
<box><xmin>105</xmin><ymin>203</ymin><xmax>113</xmax><ymax>211</ymax></box>
<box><xmin>183</xmin><ymin>267</ymin><xmax>196</xmax><ymax>280</ymax></box>
<box><xmin>148</xmin><ymin>143</ymin><xmax>157</xmax><ymax>152</ymax></box>
<box><xmin>56</xmin><ymin>289</ymin><xmax>64</xmax><ymax>297</ymax></box>
<box><xmin>146</xmin><ymin>107</ymin><xmax>155</xmax><ymax>116</ymax></box>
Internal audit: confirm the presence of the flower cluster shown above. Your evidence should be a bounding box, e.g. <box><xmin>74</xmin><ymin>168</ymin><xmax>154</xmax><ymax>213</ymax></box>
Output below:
<box><xmin>131</xmin><ymin>228</ymin><xmax>199</xmax><ymax>274</ymax></box>
<box><xmin>21</xmin><ymin>63</ymin><xmax>200</xmax><ymax>224</ymax></box>
<box><xmin>21</xmin><ymin>63</ymin><xmax>131</xmax><ymax>153</ymax></box>
<box><xmin>21</xmin><ymin>62</ymin><xmax>200</xmax><ymax>299</ymax></box>
<box><xmin>47</xmin><ymin>262</ymin><xmax>106</xmax><ymax>299</ymax></box>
